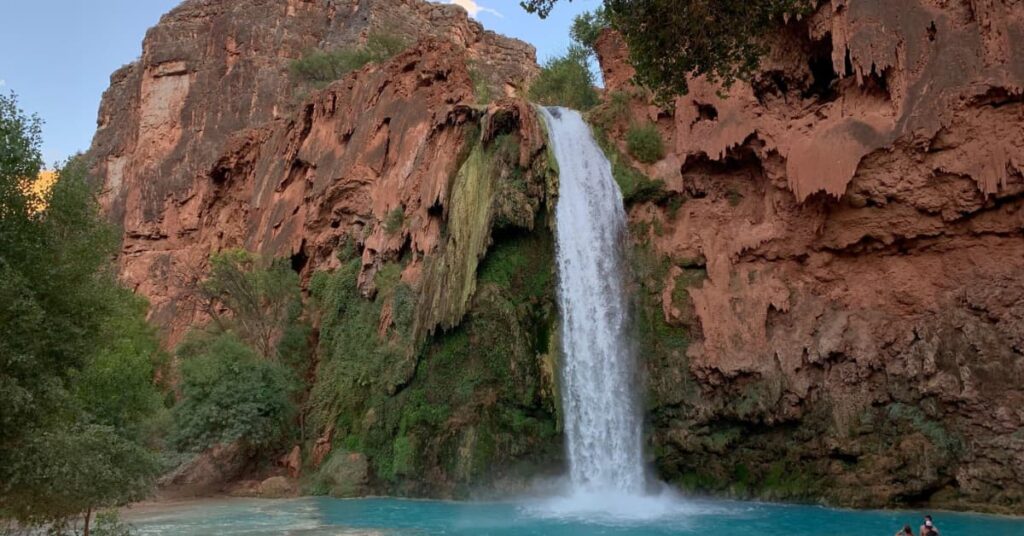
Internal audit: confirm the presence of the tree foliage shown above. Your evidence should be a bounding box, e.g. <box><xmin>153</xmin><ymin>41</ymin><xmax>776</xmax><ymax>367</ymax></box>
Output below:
<box><xmin>199</xmin><ymin>249</ymin><xmax>302</xmax><ymax>360</ymax></box>
<box><xmin>569</xmin><ymin>7</ymin><xmax>609</xmax><ymax>50</ymax></box>
<box><xmin>528</xmin><ymin>45</ymin><xmax>599</xmax><ymax>111</ymax></box>
<box><xmin>523</xmin><ymin>0</ymin><xmax>815</xmax><ymax>100</ymax></box>
<box><xmin>170</xmin><ymin>332</ymin><xmax>296</xmax><ymax>453</ymax></box>
<box><xmin>3</xmin><ymin>425</ymin><xmax>159</xmax><ymax>525</ymax></box>
<box><xmin>72</xmin><ymin>291</ymin><xmax>166</xmax><ymax>442</ymax></box>
<box><xmin>0</xmin><ymin>93</ymin><xmax>164</xmax><ymax>531</ymax></box>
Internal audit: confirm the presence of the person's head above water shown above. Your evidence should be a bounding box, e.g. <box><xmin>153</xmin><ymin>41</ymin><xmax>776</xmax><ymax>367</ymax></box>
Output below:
<box><xmin>925</xmin><ymin>515</ymin><xmax>934</xmax><ymax>527</ymax></box>
<box><xmin>901</xmin><ymin>524</ymin><xmax>913</xmax><ymax>534</ymax></box>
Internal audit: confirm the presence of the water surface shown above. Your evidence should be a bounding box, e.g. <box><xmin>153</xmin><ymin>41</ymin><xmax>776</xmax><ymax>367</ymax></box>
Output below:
<box><xmin>125</xmin><ymin>496</ymin><xmax>1024</xmax><ymax>535</ymax></box>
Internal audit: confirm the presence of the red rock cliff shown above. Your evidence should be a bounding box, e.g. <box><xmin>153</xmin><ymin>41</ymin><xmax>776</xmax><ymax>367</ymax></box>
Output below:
<box><xmin>87</xmin><ymin>0</ymin><xmax>539</xmax><ymax>342</ymax></box>
<box><xmin>596</xmin><ymin>0</ymin><xmax>1024</xmax><ymax>512</ymax></box>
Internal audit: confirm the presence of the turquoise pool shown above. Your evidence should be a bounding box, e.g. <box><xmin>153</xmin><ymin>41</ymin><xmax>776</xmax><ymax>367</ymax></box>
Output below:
<box><xmin>125</xmin><ymin>494</ymin><xmax>1024</xmax><ymax>535</ymax></box>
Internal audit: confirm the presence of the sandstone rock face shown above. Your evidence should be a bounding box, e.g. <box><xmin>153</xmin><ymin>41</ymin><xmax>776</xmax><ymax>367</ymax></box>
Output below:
<box><xmin>88</xmin><ymin>0</ymin><xmax>537</xmax><ymax>343</ymax></box>
<box><xmin>595</xmin><ymin>0</ymin><xmax>1024</xmax><ymax>512</ymax></box>
<box><xmin>90</xmin><ymin>0</ymin><xmax>559</xmax><ymax>499</ymax></box>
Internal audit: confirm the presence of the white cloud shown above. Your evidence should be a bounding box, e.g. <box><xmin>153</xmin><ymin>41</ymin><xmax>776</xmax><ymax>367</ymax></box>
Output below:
<box><xmin>0</xmin><ymin>80</ymin><xmax>6</xmax><ymax>88</ymax></box>
<box><xmin>444</xmin><ymin>0</ymin><xmax>503</xmax><ymax>18</ymax></box>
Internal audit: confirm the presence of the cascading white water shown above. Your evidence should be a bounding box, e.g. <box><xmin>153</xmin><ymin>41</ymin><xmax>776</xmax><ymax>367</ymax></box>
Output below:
<box><xmin>539</xmin><ymin>106</ymin><xmax>646</xmax><ymax>495</ymax></box>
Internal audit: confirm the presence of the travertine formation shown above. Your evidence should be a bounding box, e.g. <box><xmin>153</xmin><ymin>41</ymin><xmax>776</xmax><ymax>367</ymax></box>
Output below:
<box><xmin>88</xmin><ymin>0</ymin><xmax>537</xmax><ymax>341</ymax></box>
<box><xmin>596</xmin><ymin>0</ymin><xmax>1024</xmax><ymax>512</ymax></box>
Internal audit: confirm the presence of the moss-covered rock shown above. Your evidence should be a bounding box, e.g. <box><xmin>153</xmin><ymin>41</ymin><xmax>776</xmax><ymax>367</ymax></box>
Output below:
<box><xmin>305</xmin><ymin>106</ymin><xmax>562</xmax><ymax>498</ymax></box>
<box><xmin>309</xmin><ymin>450</ymin><xmax>370</xmax><ymax>497</ymax></box>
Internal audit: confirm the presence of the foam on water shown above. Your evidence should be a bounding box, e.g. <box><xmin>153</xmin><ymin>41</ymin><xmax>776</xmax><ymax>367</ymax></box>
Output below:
<box><xmin>521</xmin><ymin>488</ymin><xmax>708</xmax><ymax>524</ymax></box>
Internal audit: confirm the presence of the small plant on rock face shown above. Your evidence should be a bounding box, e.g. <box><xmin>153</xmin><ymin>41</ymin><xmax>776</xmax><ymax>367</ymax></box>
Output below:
<box><xmin>588</xmin><ymin>90</ymin><xmax>630</xmax><ymax>129</ymax></box>
<box><xmin>290</xmin><ymin>33</ymin><xmax>408</xmax><ymax>87</ymax></box>
<box><xmin>626</xmin><ymin>122</ymin><xmax>665</xmax><ymax>164</ymax></box>
<box><xmin>384</xmin><ymin>206</ymin><xmax>404</xmax><ymax>234</ymax></box>
<box><xmin>468</xmin><ymin>61</ymin><xmax>493</xmax><ymax>104</ymax></box>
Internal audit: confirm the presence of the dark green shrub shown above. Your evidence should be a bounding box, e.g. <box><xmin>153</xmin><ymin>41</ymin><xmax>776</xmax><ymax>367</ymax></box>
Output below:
<box><xmin>592</xmin><ymin>127</ymin><xmax>666</xmax><ymax>204</ymax></box>
<box><xmin>626</xmin><ymin>122</ymin><xmax>665</xmax><ymax>163</ymax></box>
<box><xmin>290</xmin><ymin>33</ymin><xmax>408</xmax><ymax>87</ymax></box>
<box><xmin>528</xmin><ymin>45</ymin><xmax>599</xmax><ymax>111</ymax></box>
<box><xmin>171</xmin><ymin>332</ymin><xmax>295</xmax><ymax>452</ymax></box>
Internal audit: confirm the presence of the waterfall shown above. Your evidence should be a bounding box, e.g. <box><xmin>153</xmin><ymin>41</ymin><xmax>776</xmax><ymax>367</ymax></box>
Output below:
<box><xmin>539</xmin><ymin>106</ymin><xmax>646</xmax><ymax>495</ymax></box>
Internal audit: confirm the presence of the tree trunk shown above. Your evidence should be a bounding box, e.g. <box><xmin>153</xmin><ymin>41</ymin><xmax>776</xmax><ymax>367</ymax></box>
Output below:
<box><xmin>83</xmin><ymin>506</ymin><xmax>92</xmax><ymax>536</ymax></box>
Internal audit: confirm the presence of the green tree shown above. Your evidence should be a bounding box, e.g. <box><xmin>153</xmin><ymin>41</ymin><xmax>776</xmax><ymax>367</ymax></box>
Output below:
<box><xmin>0</xmin><ymin>93</ymin><xmax>164</xmax><ymax>533</ymax></box>
<box><xmin>4</xmin><ymin>425</ymin><xmax>159</xmax><ymax>535</ymax></box>
<box><xmin>200</xmin><ymin>249</ymin><xmax>303</xmax><ymax>360</ymax></box>
<box><xmin>528</xmin><ymin>45</ymin><xmax>599</xmax><ymax>111</ymax></box>
<box><xmin>170</xmin><ymin>332</ymin><xmax>295</xmax><ymax>453</ymax></box>
<box><xmin>522</xmin><ymin>0</ymin><xmax>815</xmax><ymax>100</ymax></box>
<box><xmin>569</xmin><ymin>7</ymin><xmax>609</xmax><ymax>50</ymax></box>
<box><xmin>73</xmin><ymin>290</ymin><xmax>166</xmax><ymax>442</ymax></box>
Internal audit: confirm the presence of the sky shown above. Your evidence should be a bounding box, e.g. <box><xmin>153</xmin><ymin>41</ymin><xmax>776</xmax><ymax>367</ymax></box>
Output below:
<box><xmin>0</xmin><ymin>0</ymin><xmax>599</xmax><ymax>167</ymax></box>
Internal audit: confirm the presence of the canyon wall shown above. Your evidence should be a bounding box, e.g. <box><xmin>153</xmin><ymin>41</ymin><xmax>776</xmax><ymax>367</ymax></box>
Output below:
<box><xmin>89</xmin><ymin>0</ymin><xmax>1024</xmax><ymax>512</ymax></box>
<box><xmin>593</xmin><ymin>0</ymin><xmax>1024</xmax><ymax>513</ymax></box>
<box><xmin>89</xmin><ymin>0</ymin><xmax>538</xmax><ymax>341</ymax></box>
<box><xmin>89</xmin><ymin>0</ymin><xmax>560</xmax><ymax>496</ymax></box>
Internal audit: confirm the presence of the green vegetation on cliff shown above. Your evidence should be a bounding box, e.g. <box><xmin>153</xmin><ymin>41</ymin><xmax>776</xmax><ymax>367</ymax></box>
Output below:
<box><xmin>291</xmin><ymin>33</ymin><xmax>408</xmax><ymax>87</ymax></box>
<box><xmin>590</xmin><ymin>126</ymin><xmax>666</xmax><ymax>204</ymax></box>
<box><xmin>0</xmin><ymin>93</ymin><xmax>164</xmax><ymax>532</ymax></box>
<box><xmin>199</xmin><ymin>249</ymin><xmax>305</xmax><ymax>361</ymax></box>
<box><xmin>305</xmin><ymin>121</ymin><xmax>562</xmax><ymax>496</ymax></box>
<box><xmin>170</xmin><ymin>249</ymin><xmax>308</xmax><ymax>459</ymax></box>
<box><xmin>528</xmin><ymin>45</ymin><xmax>599</xmax><ymax>111</ymax></box>
<box><xmin>625</xmin><ymin>123</ymin><xmax>665</xmax><ymax>164</ymax></box>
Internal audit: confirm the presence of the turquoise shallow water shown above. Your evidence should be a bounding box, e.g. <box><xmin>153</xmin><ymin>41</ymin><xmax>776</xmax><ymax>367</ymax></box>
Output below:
<box><xmin>125</xmin><ymin>495</ymin><xmax>1024</xmax><ymax>535</ymax></box>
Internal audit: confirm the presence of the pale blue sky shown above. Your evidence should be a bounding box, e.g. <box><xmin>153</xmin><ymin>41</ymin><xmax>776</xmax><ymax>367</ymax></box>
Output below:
<box><xmin>0</xmin><ymin>0</ymin><xmax>598</xmax><ymax>166</ymax></box>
